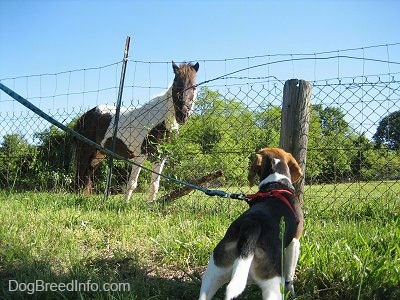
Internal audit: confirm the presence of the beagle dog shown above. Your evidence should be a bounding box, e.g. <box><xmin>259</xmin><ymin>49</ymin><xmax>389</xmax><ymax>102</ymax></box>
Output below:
<box><xmin>199</xmin><ymin>148</ymin><xmax>303</xmax><ymax>300</ymax></box>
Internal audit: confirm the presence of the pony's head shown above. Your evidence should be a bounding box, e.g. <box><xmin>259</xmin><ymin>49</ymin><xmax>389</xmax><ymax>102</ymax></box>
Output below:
<box><xmin>171</xmin><ymin>61</ymin><xmax>199</xmax><ymax>124</ymax></box>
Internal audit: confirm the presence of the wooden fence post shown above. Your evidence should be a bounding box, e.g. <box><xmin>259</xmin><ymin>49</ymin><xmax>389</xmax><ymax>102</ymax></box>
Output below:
<box><xmin>279</xmin><ymin>79</ymin><xmax>312</xmax><ymax>204</ymax></box>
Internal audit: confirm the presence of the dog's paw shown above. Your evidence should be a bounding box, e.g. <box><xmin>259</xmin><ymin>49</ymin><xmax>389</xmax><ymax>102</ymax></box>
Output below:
<box><xmin>285</xmin><ymin>281</ymin><xmax>296</xmax><ymax>298</ymax></box>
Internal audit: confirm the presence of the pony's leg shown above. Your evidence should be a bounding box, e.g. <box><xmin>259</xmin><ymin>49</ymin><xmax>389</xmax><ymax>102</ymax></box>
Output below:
<box><xmin>74</xmin><ymin>140</ymin><xmax>86</xmax><ymax>190</ymax></box>
<box><xmin>125</xmin><ymin>155</ymin><xmax>147</xmax><ymax>201</ymax></box>
<box><xmin>75</xmin><ymin>159</ymin><xmax>89</xmax><ymax>192</ymax></box>
<box><xmin>75</xmin><ymin>142</ymin><xmax>97</xmax><ymax>194</ymax></box>
<box><xmin>199</xmin><ymin>255</ymin><xmax>231</xmax><ymax>300</ymax></box>
<box><xmin>148</xmin><ymin>156</ymin><xmax>167</xmax><ymax>202</ymax></box>
<box><xmin>284</xmin><ymin>238</ymin><xmax>300</xmax><ymax>296</ymax></box>
<box><xmin>83</xmin><ymin>150</ymin><xmax>105</xmax><ymax>195</ymax></box>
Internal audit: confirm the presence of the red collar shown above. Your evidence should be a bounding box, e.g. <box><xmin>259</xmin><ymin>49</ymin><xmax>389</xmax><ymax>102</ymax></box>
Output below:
<box><xmin>245</xmin><ymin>190</ymin><xmax>299</xmax><ymax>223</ymax></box>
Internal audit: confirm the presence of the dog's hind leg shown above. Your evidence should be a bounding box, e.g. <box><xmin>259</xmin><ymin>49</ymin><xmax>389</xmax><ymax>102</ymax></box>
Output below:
<box><xmin>225</xmin><ymin>222</ymin><xmax>261</xmax><ymax>300</ymax></box>
<box><xmin>254</xmin><ymin>276</ymin><xmax>282</xmax><ymax>300</ymax></box>
<box><xmin>225</xmin><ymin>254</ymin><xmax>254</xmax><ymax>300</ymax></box>
<box><xmin>284</xmin><ymin>238</ymin><xmax>300</xmax><ymax>296</ymax></box>
<box><xmin>199</xmin><ymin>255</ymin><xmax>231</xmax><ymax>300</ymax></box>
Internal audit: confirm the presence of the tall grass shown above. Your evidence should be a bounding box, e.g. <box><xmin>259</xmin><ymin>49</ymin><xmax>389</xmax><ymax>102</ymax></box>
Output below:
<box><xmin>0</xmin><ymin>181</ymin><xmax>399</xmax><ymax>299</ymax></box>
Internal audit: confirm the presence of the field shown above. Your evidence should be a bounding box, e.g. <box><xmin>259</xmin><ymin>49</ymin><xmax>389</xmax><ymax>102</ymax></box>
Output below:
<box><xmin>0</xmin><ymin>182</ymin><xmax>399</xmax><ymax>299</ymax></box>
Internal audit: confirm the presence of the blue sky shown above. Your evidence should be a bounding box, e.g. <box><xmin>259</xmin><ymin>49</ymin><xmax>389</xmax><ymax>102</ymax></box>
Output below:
<box><xmin>0</xmin><ymin>0</ymin><xmax>399</xmax><ymax>140</ymax></box>
<box><xmin>1</xmin><ymin>0</ymin><xmax>399</xmax><ymax>77</ymax></box>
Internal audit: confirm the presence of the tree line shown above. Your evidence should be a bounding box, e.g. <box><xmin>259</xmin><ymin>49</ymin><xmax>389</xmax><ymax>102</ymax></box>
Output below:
<box><xmin>1</xmin><ymin>87</ymin><xmax>399</xmax><ymax>192</ymax></box>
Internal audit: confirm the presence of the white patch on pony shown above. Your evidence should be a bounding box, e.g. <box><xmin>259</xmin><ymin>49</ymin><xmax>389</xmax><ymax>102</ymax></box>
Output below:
<box><xmin>225</xmin><ymin>255</ymin><xmax>254</xmax><ymax>300</ymax></box>
<box><xmin>258</xmin><ymin>173</ymin><xmax>291</xmax><ymax>189</ymax></box>
<box><xmin>199</xmin><ymin>255</ymin><xmax>231</xmax><ymax>300</ymax></box>
<box><xmin>284</xmin><ymin>238</ymin><xmax>300</xmax><ymax>282</ymax></box>
<box><xmin>190</xmin><ymin>88</ymin><xmax>198</xmax><ymax>115</ymax></box>
<box><xmin>96</xmin><ymin>104</ymin><xmax>129</xmax><ymax>115</ymax></box>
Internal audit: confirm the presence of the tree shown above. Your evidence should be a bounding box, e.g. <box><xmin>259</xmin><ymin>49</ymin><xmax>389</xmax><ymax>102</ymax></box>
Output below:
<box><xmin>254</xmin><ymin>106</ymin><xmax>281</xmax><ymax>149</ymax></box>
<box><xmin>307</xmin><ymin>105</ymin><xmax>353</xmax><ymax>182</ymax></box>
<box><xmin>305</xmin><ymin>107</ymin><xmax>326</xmax><ymax>181</ymax></box>
<box><xmin>349</xmin><ymin>134</ymin><xmax>373</xmax><ymax>180</ymax></box>
<box><xmin>373</xmin><ymin>110</ymin><xmax>400</xmax><ymax>150</ymax></box>
<box><xmin>313</xmin><ymin>104</ymin><xmax>350</xmax><ymax>136</ymax></box>
<box><xmin>0</xmin><ymin>134</ymin><xmax>37</xmax><ymax>189</ymax></box>
<box><xmin>35</xmin><ymin>125</ymin><xmax>74</xmax><ymax>172</ymax></box>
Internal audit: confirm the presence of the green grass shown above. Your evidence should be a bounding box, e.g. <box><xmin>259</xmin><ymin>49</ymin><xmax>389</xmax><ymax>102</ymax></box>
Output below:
<box><xmin>0</xmin><ymin>181</ymin><xmax>399</xmax><ymax>299</ymax></box>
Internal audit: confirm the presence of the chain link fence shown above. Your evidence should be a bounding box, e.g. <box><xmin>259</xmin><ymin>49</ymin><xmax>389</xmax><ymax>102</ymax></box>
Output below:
<box><xmin>1</xmin><ymin>46</ymin><xmax>399</xmax><ymax>214</ymax></box>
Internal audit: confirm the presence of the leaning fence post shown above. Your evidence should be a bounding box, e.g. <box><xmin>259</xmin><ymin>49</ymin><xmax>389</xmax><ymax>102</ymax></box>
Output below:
<box><xmin>279</xmin><ymin>79</ymin><xmax>312</xmax><ymax>204</ymax></box>
<box><xmin>104</xmin><ymin>36</ymin><xmax>131</xmax><ymax>200</ymax></box>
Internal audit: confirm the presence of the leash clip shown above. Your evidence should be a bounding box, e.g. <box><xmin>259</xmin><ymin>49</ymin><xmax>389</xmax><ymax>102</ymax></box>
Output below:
<box><xmin>205</xmin><ymin>189</ymin><xmax>230</xmax><ymax>198</ymax></box>
<box><xmin>205</xmin><ymin>190</ymin><xmax>247</xmax><ymax>201</ymax></box>
<box><xmin>228</xmin><ymin>193</ymin><xmax>248</xmax><ymax>200</ymax></box>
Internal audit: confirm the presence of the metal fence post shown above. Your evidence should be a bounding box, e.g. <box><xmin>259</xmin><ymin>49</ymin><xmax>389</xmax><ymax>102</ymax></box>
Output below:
<box><xmin>279</xmin><ymin>79</ymin><xmax>312</xmax><ymax>204</ymax></box>
<box><xmin>104</xmin><ymin>36</ymin><xmax>131</xmax><ymax>200</ymax></box>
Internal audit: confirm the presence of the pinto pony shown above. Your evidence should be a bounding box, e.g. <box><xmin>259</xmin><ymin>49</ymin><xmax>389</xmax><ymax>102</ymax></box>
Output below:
<box><xmin>73</xmin><ymin>61</ymin><xmax>199</xmax><ymax>201</ymax></box>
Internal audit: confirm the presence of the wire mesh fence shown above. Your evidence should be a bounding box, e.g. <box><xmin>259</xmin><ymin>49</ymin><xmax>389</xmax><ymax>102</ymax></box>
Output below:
<box><xmin>1</xmin><ymin>45</ymin><xmax>399</xmax><ymax>215</ymax></box>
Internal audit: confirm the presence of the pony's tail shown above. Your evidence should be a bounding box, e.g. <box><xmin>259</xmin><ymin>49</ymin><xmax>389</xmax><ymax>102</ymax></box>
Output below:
<box><xmin>71</xmin><ymin>114</ymin><xmax>83</xmax><ymax>163</ymax></box>
<box><xmin>70</xmin><ymin>138</ymin><xmax>77</xmax><ymax>174</ymax></box>
<box><xmin>225</xmin><ymin>223</ymin><xmax>261</xmax><ymax>300</ymax></box>
<box><xmin>71</xmin><ymin>113</ymin><xmax>86</xmax><ymax>190</ymax></box>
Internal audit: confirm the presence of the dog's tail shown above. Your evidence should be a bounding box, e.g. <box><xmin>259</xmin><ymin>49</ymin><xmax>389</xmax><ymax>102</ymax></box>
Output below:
<box><xmin>225</xmin><ymin>222</ymin><xmax>261</xmax><ymax>300</ymax></box>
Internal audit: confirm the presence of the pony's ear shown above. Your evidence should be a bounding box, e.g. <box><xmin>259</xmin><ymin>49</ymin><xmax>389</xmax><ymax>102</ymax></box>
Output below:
<box><xmin>192</xmin><ymin>62</ymin><xmax>199</xmax><ymax>72</ymax></box>
<box><xmin>172</xmin><ymin>61</ymin><xmax>179</xmax><ymax>73</ymax></box>
<box><xmin>248</xmin><ymin>153</ymin><xmax>262</xmax><ymax>187</ymax></box>
<box><xmin>285</xmin><ymin>152</ymin><xmax>303</xmax><ymax>183</ymax></box>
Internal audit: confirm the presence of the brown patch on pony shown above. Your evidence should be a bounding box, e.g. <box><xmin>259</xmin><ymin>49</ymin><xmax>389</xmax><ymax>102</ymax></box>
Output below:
<box><xmin>140</xmin><ymin>121</ymin><xmax>172</xmax><ymax>161</ymax></box>
<box><xmin>73</xmin><ymin>107</ymin><xmax>113</xmax><ymax>192</ymax></box>
<box><xmin>103</xmin><ymin>137</ymin><xmax>135</xmax><ymax>159</ymax></box>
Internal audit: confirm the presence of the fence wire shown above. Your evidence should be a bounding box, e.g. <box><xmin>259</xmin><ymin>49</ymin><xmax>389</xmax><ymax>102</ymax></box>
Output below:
<box><xmin>1</xmin><ymin>48</ymin><xmax>399</xmax><ymax>215</ymax></box>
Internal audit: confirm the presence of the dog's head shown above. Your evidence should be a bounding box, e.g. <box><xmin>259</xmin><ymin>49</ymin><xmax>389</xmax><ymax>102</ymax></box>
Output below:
<box><xmin>248</xmin><ymin>147</ymin><xmax>302</xmax><ymax>188</ymax></box>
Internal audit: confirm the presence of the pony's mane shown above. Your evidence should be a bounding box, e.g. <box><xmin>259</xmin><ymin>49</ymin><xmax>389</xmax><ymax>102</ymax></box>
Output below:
<box><xmin>175</xmin><ymin>62</ymin><xmax>198</xmax><ymax>81</ymax></box>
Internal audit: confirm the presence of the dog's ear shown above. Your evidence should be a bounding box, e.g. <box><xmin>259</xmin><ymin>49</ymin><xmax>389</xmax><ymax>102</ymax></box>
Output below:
<box><xmin>248</xmin><ymin>153</ymin><xmax>262</xmax><ymax>186</ymax></box>
<box><xmin>285</xmin><ymin>153</ymin><xmax>303</xmax><ymax>183</ymax></box>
